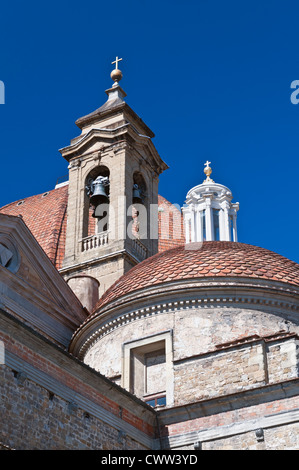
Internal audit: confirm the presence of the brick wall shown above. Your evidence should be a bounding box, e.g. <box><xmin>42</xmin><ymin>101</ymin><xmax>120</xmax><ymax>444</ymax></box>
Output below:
<box><xmin>0</xmin><ymin>310</ymin><xmax>156</xmax><ymax>450</ymax></box>
<box><xmin>0</xmin><ymin>366</ymin><xmax>148</xmax><ymax>450</ymax></box>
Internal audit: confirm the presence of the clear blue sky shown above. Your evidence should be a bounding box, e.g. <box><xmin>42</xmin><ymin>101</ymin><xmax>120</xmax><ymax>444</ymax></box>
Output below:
<box><xmin>0</xmin><ymin>0</ymin><xmax>299</xmax><ymax>262</ymax></box>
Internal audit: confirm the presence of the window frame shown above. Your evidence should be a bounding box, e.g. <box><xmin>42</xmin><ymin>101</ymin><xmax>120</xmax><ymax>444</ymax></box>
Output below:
<box><xmin>121</xmin><ymin>330</ymin><xmax>174</xmax><ymax>407</ymax></box>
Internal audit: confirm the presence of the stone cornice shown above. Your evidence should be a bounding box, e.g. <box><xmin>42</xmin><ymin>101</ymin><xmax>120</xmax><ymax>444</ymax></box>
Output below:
<box><xmin>0</xmin><ymin>213</ymin><xmax>87</xmax><ymax>347</ymax></box>
<box><xmin>74</xmin><ymin>100</ymin><xmax>155</xmax><ymax>139</ymax></box>
<box><xmin>59</xmin><ymin>248</ymin><xmax>143</xmax><ymax>278</ymax></box>
<box><xmin>0</xmin><ymin>213</ymin><xmax>85</xmax><ymax>318</ymax></box>
<box><xmin>60</xmin><ymin>123</ymin><xmax>167</xmax><ymax>174</ymax></box>
<box><xmin>156</xmin><ymin>378</ymin><xmax>299</xmax><ymax>449</ymax></box>
<box><xmin>69</xmin><ymin>277</ymin><xmax>299</xmax><ymax>360</ymax></box>
<box><xmin>94</xmin><ymin>276</ymin><xmax>299</xmax><ymax>316</ymax></box>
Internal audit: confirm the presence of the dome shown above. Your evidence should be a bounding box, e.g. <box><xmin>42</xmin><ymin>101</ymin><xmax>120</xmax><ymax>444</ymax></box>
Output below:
<box><xmin>94</xmin><ymin>241</ymin><xmax>299</xmax><ymax>313</ymax></box>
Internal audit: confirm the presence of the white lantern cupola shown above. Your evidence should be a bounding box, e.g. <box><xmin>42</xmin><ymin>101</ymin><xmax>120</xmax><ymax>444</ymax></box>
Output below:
<box><xmin>182</xmin><ymin>161</ymin><xmax>239</xmax><ymax>243</ymax></box>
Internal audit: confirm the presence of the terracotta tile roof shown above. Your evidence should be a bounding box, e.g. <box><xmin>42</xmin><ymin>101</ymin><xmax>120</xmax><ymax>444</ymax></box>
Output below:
<box><xmin>0</xmin><ymin>187</ymin><xmax>182</xmax><ymax>269</ymax></box>
<box><xmin>158</xmin><ymin>195</ymin><xmax>185</xmax><ymax>252</ymax></box>
<box><xmin>0</xmin><ymin>185</ymin><xmax>68</xmax><ymax>269</ymax></box>
<box><xmin>94</xmin><ymin>241</ymin><xmax>299</xmax><ymax>312</ymax></box>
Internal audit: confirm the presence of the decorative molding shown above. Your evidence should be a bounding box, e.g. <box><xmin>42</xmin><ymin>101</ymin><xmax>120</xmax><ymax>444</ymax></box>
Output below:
<box><xmin>158</xmin><ymin>406</ymin><xmax>299</xmax><ymax>449</ymax></box>
<box><xmin>93</xmin><ymin>277</ymin><xmax>299</xmax><ymax>319</ymax></box>
<box><xmin>60</xmin><ymin>248</ymin><xmax>142</xmax><ymax>277</ymax></box>
<box><xmin>74</xmin><ymin>293</ymin><xmax>299</xmax><ymax>360</ymax></box>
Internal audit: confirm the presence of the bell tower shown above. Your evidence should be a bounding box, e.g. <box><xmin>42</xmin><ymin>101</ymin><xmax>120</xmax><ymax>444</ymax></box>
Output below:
<box><xmin>59</xmin><ymin>58</ymin><xmax>168</xmax><ymax>308</ymax></box>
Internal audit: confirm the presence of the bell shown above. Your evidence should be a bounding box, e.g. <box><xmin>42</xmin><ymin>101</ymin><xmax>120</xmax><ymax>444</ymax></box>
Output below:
<box><xmin>133</xmin><ymin>184</ymin><xmax>142</xmax><ymax>204</ymax></box>
<box><xmin>90</xmin><ymin>176</ymin><xmax>109</xmax><ymax>217</ymax></box>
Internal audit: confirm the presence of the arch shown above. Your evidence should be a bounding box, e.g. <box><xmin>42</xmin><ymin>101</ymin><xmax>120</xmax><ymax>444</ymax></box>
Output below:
<box><xmin>131</xmin><ymin>172</ymin><xmax>147</xmax><ymax>239</ymax></box>
<box><xmin>83</xmin><ymin>165</ymin><xmax>110</xmax><ymax>238</ymax></box>
<box><xmin>133</xmin><ymin>172</ymin><xmax>147</xmax><ymax>203</ymax></box>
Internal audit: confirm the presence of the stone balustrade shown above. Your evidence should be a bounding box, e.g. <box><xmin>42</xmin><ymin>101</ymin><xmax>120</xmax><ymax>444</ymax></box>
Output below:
<box><xmin>81</xmin><ymin>231</ymin><xmax>109</xmax><ymax>252</ymax></box>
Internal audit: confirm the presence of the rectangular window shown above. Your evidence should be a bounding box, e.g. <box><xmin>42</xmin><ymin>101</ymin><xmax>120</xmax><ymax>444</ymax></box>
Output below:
<box><xmin>145</xmin><ymin>394</ymin><xmax>167</xmax><ymax>408</ymax></box>
<box><xmin>129</xmin><ymin>340</ymin><xmax>166</xmax><ymax>402</ymax></box>
<box><xmin>122</xmin><ymin>331</ymin><xmax>173</xmax><ymax>407</ymax></box>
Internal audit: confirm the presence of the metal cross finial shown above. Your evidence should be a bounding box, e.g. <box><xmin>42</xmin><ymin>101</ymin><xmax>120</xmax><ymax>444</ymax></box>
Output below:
<box><xmin>111</xmin><ymin>56</ymin><xmax>123</xmax><ymax>70</ymax></box>
<box><xmin>204</xmin><ymin>160</ymin><xmax>211</xmax><ymax>168</ymax></box>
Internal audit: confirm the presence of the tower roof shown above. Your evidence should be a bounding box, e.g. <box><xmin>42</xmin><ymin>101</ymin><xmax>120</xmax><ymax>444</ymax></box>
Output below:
<box><xmin>72</xmin><ymin>57</ymin><xmax>155</xmax><ymax>138</ymax></box>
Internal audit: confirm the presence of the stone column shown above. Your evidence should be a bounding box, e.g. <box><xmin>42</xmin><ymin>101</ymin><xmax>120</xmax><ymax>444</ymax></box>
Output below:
<box><xmin>196</xmin><ymin>207</ymin><xmax>203</xmax><ymax>242</ymax></box>
<box><xmin>221</xmin><ymin>201</ymin><xmax>231</xmax><ymax>241</ymax></box>
<box><xmin>184</xmin><ymin>213</ymin><xmax>191</xmax><ymax>244</ymax></box>
<box><xmin>233</xmin><ymin>213</ymin><xmax>238</xmax><ymax>242</ymax></box>
<box><xmin>190</xmin><ymin>206</ymin><xmax>196</xmax><ymax>242</ymax></box>
<box><xmin>205</xmin><ymin>197</ymin><xmax>213</xmax><ymax>241</ymax></box>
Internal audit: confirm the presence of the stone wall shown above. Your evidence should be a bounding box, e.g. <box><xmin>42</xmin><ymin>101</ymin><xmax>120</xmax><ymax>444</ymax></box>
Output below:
<box><xmin>0</xmin><ymin>309</ymin><xmax>157</xmax><ymax>450</ymax></box>
<box><xmin>1</xmin><ymin>366</ymin><xmax>146</xmax><ymax>450</ymax></box>
<box><xmin>174</xmin><ymin>341</ymin><xmax>265</xmax><ymax>403</ymax></box>
<box><xmin>83</xmin><ymin>302</ymin><xmax>299</xmax><ymax>408</ymax></box>
<box><xmin>203</xmin><ymin>422</ymin><xmax>299</xmax><ymax>450</ymax></box>
<box><xmin>158</xmin><ymin>380</ymin><xmax>299</xmax><ymax>450</ymax></box>
<box><xmin>173</xmin><ymin>333</ymin><xmax>299</xmax><ymax>405</ymax></box>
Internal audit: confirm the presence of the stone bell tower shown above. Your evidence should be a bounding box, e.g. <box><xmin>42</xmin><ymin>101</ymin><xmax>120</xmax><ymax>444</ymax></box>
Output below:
<box><xmin>59</xmin><ymin>58</ymin><xmax>168</xmax><ymax>308</ymax></box>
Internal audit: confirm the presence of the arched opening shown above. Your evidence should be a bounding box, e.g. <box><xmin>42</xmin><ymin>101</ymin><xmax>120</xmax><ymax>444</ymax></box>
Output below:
<box><xmin>131</xmin><ymin>172</ymin><xmax>147</xmax><ymax>240</ymax></box>
<box><xmin>84</xmin><ymin>166</ymin><xmax>110</xmax><ymax>238</ymax></box>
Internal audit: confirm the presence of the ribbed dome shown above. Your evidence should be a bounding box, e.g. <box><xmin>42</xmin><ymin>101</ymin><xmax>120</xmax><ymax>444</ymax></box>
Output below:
<box><xmin>94</xmin><ymin>241</ymin><xmax>299</xmax><ymax>312</ymax></box>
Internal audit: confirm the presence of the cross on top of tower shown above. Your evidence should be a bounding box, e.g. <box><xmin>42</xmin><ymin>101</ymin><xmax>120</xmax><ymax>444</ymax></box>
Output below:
<box><xmin>111</xmin><ymin>56</ymin><xmax>122</xmax><ymax>70</ymax></box>
<box><xmin>110</xmin><ymin>56</ymin><xmax>123</xmax><ymax>86</ymax></box>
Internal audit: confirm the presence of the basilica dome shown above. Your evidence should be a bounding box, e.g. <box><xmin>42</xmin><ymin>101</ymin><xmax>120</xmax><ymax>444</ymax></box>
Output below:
<box><xmin>69</xmin><ymin>241</ymin><xmax>299</xmax><ymax>362</ymax></box>
<box><xmin>93</xmin><ymin>241</ymin><xmax>299</xmax><ymax>314</ymax></box>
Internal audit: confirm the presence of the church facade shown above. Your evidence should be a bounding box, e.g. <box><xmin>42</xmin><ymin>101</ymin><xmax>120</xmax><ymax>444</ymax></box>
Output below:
<box><xmin>0</xmin><ymin>60</ymin><xmax>299</xmax><ymax>451</ymax></box>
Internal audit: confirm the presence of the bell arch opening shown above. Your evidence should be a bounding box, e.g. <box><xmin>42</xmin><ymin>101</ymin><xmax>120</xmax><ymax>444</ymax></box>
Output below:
<box><xmin>83</xmin><ymin>166</ymin><xmax>110</xmax><ymax>239</ymax></box>
<box><xmin>131</xmin><ymin>172</ymin><xmax>147</xmax><ymax>240</ymax></box>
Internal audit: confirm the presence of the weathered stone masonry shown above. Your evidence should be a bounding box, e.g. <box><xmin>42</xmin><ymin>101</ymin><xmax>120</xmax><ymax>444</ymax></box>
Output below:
<box><xmin>0</xmin><ymin>309</ymin><xmax>157</xmax><ymax>450</ymax></box>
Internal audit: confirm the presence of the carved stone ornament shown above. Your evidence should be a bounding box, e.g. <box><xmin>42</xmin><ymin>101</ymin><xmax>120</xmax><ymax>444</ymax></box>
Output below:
<box><xmin>0</xmin><ymin>234</ymin><xmax>20</xmax><ymax>273</ymax></box>
<box><xmin>0</xmin><ymin>244</ymin><xmax>13</xmax><ymax>268</ymax></box>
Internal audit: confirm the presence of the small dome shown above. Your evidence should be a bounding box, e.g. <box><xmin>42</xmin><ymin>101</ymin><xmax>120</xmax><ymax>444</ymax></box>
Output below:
<box><xmin>94</xmin><ymin>241</ymin><xmax>299</xmax><ymax>312</ymax></box>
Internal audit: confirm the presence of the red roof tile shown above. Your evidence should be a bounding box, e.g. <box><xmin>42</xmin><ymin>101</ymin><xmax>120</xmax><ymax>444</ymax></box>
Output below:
<box><xmin>158</xmin><ymin>195</ymin><xmax>185</xmax><ymax>252</ymax></box>
<box><xmin>0</xmin><ymin>185</ymin><xmax>68</xmax><ymax>269</ymax></box>
<box><xmin>94</xmin><ymin>241</ymin><xmax>299</xmax><ymax>312</ymax></box>
<box><xmin>0</xmin><ymin>187</ymin><xmax>182</xmax><ymax>269</ymax></box>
